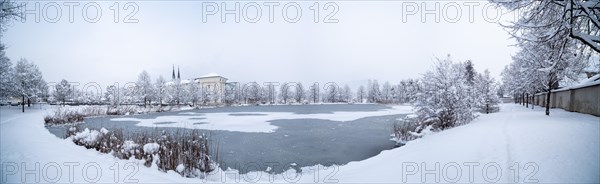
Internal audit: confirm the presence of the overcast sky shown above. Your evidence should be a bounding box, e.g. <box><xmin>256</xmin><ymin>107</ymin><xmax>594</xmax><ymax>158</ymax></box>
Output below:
<box><xmin>3</xmin><ymin>1</ymin><xmax>518</xmax><ymax>89</ymax></box>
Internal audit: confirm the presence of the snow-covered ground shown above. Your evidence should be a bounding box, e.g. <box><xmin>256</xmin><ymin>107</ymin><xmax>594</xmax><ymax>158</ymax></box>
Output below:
<box><xmin>1</xmin><ymin>103</ymin><xmax>598</xmax><ymax>183</ymax></box>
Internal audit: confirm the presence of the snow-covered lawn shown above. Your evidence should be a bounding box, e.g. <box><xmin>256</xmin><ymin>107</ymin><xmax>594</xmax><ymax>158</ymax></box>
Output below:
<box><xmin>335</xmin><ymin>103</ymin><xmax>599</xmax><ymax>183</ymax></box>
<box><xmin>1</xmin><ymin>103</ymin><xmax>598</xmax><ymax>183</ymax></box>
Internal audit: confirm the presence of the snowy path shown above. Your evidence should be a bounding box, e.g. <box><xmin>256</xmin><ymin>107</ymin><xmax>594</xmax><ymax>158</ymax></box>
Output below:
<box><xmin>334</xmin><ymin>103</ymin><xmax>600</xmax><ymax>183</ymax></box>
<box><xmin>1</xmin><ymin>104</ymin><xmax>598</xmax><ymax>183</ymax></box>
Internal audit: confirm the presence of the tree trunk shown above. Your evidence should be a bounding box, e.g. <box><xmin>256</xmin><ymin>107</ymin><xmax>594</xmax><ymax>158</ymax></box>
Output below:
<box><xmin>27</xmin><ymin>98</ymin><xmax>31</xmax><ymax>107</ymax></box>
<box><xmin>531</xmin><ymin>94</ymin><xmax>535</xmax><ymax>109</ymax></box>
<box><xmin>525</xmin><ymin>93</ymin><xmax>531</xmax><ymax>108</ymax></box>
<box><xmin>21</xmin><ymin>95</ymin><xmax>25</xmax><ymax>112</ymax></box>
<box><xmin>545</xmin><ymin>90</ymin><xmax>551</xmax><ymax>116</ymax></box>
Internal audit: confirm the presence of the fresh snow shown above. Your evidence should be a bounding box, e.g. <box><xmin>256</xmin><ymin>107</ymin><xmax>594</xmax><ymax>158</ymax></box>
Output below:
<box><xmin>143</xmin><ymin>143</ymin><xmax>160</xmax><ymax>155</ymax></box>
<box><xmin>1</xmin><ymin>103</ymin><xmax>598</xmax><ymax>183</ymax></box>
<box><xmin>100</xmin><ymin>127</ymin><xmax>109</xmax><ymax>134</ymax></box>
<box><xmin>110</xmin><ymin>105</ymin><xmax>413</xmax><ymax>133</ymax></box>
<box><xmin>176</xmin><ymin>164</ymin><xmax>185</xmax><ymax>173</ymax></box>
<box><xmin>72</xmin><ymin>128</ymin><xmax>101</xmax><ymax>145</ymax></box>
<box><xmin>122</xmin><ymin>141</ymin><xmax>139</xmax><ymax>155</ymax></box>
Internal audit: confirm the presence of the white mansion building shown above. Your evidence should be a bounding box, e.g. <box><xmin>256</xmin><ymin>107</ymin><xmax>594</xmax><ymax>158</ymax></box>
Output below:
<box><xmin>167</xmin><ymin>66</ymin><xmax>234</xmax><ymax>104</ymax></box>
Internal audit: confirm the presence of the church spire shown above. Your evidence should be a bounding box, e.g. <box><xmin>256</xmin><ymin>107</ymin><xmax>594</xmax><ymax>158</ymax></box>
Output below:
<box><xmin>177</xmin><ymin>66</ymin><xmax>181</xmax><ymax>80</ymax></box>
<box><xmin>172</xmin><ymin>65</ymin><xmax>176</xmax><ymax>80</ymax></box>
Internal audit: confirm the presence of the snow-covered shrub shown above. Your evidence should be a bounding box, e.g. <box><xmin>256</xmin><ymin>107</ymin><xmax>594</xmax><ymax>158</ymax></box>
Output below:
<box><xmin>395</xmin><ymin>56</ymin><xmax>495</xmax><ymax>144</ymax></box>
<box><xmin>122</xmin><ymin>141</ymin><xmax>140</xmax><ymax>157</ymax></box>
<box><xmin>67</xmin><ymin>127</ymin><xmax>216</xmax><ymax>178</ymax></box>
<box><xmin>44</xmin><ymin>107</ymin><xmax>85</xmax><ymax>126</ymax></box>
<box><xmin>392</xmin><ymin>118</ymin><xmax>421</xmax><ymax>145</ymax></box>
<box><xmin>412</xmin><ymin>56</ymin><xmax>477</xmax><ymax>130</ymax></box>
<box><xmin>65</xmin><ymin>126</ymin><xmax>78</xmax><ymax>137</ymax></box>
<box><xmin>143</xmin><ymin>142</ymin><xmax>160</xmax><ymax>155</ymax></box>
<box><xmin>46</xmin><ymin>105</ymin><xmax>186</xmax><ymax>126</ymax></box>
<box><xmin>72</xmin><ymin>128</ymin><xmax>102</xmax><ymax>146</ymax></box>
<box><xmin>106</xmin><ymin>105</ymin><xmax>137</xmax><ymax>115</ymax></box>
<box><xmin>71</xmin><ymin>127</ymin><xmax>123</xmax><ymax>153</ymax></box>
<box><xmin>392</xmin><ymin>114</ymin><xmax>440</xmax><ymax>145</ymax></box>
<box><xmin>156</xmin><ymin>129</ymin><xmax>215</xmax><ymax>177</ymax></box>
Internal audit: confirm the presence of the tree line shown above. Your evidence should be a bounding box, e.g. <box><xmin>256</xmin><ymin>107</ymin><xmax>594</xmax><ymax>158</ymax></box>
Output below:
<box><xmin>494</xmin><ymin>0</ymin><xmax>599</xmax><ymax>116</ymax></box>
<box><xmin>0</xmin><ymin>45</ymin><xmax>47</xmax><ymax>112</ymax></box>
<box><xmin>47</xmin><ymin>70</ymin><xmax>425</xmax><ymax>108</ymax></box>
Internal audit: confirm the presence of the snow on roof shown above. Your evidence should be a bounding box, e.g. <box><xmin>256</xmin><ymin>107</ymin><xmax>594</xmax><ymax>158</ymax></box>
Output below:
<box><xmin>198</xmin><ymin>73</ymin><xmax>222</xmax><ymax>78</ymax></box>
<box><xmin>553</xmin><ymin>74</ymin><xmax>600</xmax><ymax>92</ymax></box>
<box><xmin>180</xmin><ymin>79</ymin><xmax>191</xmax><ymax>84</ymax></box>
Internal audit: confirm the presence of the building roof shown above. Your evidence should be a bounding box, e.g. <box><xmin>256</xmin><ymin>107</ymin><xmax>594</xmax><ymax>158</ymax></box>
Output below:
<box><xmin>198</xmin><ymin>73</ymin><xmax>224</xmax><ymax>79</ymax></box>
<box><xmin>554</xmin><ymin>74</ymin><xmax>600</xmax><ymax>92</ymax></box>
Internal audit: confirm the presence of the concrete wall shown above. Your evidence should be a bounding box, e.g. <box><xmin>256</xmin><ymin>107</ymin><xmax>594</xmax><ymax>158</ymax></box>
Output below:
<box><xmin>534</xmin><ymin>84</ymin><xmax>600</xmax><ymax>116</ymax></box>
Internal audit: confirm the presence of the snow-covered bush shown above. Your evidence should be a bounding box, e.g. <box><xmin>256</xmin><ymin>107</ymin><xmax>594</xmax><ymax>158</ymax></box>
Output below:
<box><xmin>392</xmin><ymin>118</ymin><xmax>420</xmax><ymax>145</ymax></box>
<box><xmin>72</xmin><ymin>128</ymin><xmax>102</xmax><ymax>146</ymax></box>
<box><xmin>413</xmin><ymin>56</ymin><xmax>477</xmax><ymax>130</ymax></box>
<box><xmin>44</xmin><ymin>107</ymin><xmax>85</xmax><ymax>126</ymax></box>
<box><xmin>394</xmin><ymin>55</ymin><xmax>500</xmax><ymax>144</ymax></box>
<box><xmin>156</xmin><ymin>129</ymin><xmax>215</xmax><ymax>177</ymax></box>
<box><xmin>68</xmin><ymin>127</ymin><xmax>216</xmax><ymax>178</ymax></box>
<box><xmin>122</xmin><ymin>141</ymin><xmax>140</xmax><ymax>157</ymax></box>
<box><xmin>143</xmin><ymin>142</ymin><xmax>160</xmax><ymax>155</ymax></box>
<box><xmin>45</xmin><ymin>105</ymin><xmax>188</xmax><ymax>126</ymax></box>
<box><xmin>392</xmin><ymin>114</ymin><xmax>439</xmax><ymax>145</ymax></box>
<box><xmin>106</xmin><ymin>105</ymin><xmax>137</xmax><ymax>115</ymax></box>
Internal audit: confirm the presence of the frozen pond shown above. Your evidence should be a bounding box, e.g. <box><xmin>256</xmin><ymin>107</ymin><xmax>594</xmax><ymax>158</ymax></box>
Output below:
<box><xmin>47</xmin><ymin>104</ymin><xmax>410</xmax><ymax>174</ymax></box>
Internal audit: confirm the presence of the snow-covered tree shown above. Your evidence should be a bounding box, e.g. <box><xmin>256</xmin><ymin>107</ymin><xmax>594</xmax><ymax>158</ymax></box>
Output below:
<box><xmin>367</xmin><ymin>79</ymin><xmax>381</xmax><ymax>103</ymax></box>
<box><xmin>475</xmin><ymin>70</ymin><xmax>501</xmax><ymax>114</ymax></box>
<box><xmin>462</xmin><ymin>61</ymin><xmax>479</xmax><ymax>112</ymax></box>
<box><xmin>464</xmin><ymin>60</ymin><xmax>476</xmax><ymax>85</ymax></box>
<box><xmin>502</xmin><ymin>26</ymin><xmax>591</xmax><ymax>115</ymax></box>
<box><xmin>262</xmin><ymin>82</ymin><xmax>277</xmax><ymax>104</ymax></box>
<box><xmin>356</xmin><ymin>85</ymin><xmax>366</xmax><ymax>103</ymax></box>
<box><xmin>324</xmin><ymin>83</ymin><xmax>339</xmax><ymax>103</ymax></box>
<box><xmin>155</xmin><ymin>76</ymin><xmax>166</xmax><ymax>106</ymax></box>
<box><xmin>13</xmin><ymin>58</ymin><xmax>45</xmax><ymax>111</ymax></box>
<box><xmin>136</xmin><ymin>70</ymin><xmax>154</xmax><ymax>107</ymax></box>
<box><xmin>168</xmin><ymin>79</ymin><xmax>183</xmax><ymax>105</ymax></box>
<box><xmin>0</xmin><ymin>0</ymin><xmax>24</xmax><ymax>35</ymax></box>
<box><xmin>381</xmin><ymin>81</ymin><xmax>392</xmax><ymax>104</ymax></box>
<box><xmin>105</xmin><ymin>85</ymin><xmax>121</xmax><ymax>107</ymax></box>
<box><xmin>413</xmin><ymin>55</ymin><xmax>476</xmax><ymax>130</ymax></box>
<box><xmin>392</xmin><ymin>83</ymin><xmax>403</xmax><ymax>103</ymax></box>
<box><xmin>187</xmin><ymin>82</ymin><xmax>201</xmax><ymax>106</ymax></box>
<box><xmin>223</xmin><ymin>82</ymin><xmax>240</xmax><ymax>106</ymax></box>
<box><xmin>279</xmin><ymin>83</ymin><xmax>291</xmax><ymax>104</ymax></box>
<box><xmin>243</xmin><ymin>82</ymin><xmax>261</xmax><ymax>104</ymax></box>
<box><xmin>53</xmin><ymin>79</ymin><xmax>72</xmax><ymax>106</ymax></box>
<box><xmin>307</xmin><ymin>83</ymin><xmax>319</xmax><ymax>103</ymax></box>
<box><xmin>492</xmin><ymin>0</ymin><xmax>600</xmax><ymax>53</ymax></box>
<box><xmin>493</xmin><ymin>0</ymin><xmax>596</xmax><ymax>115</ymax></box>
<box><xmin>341</xmin><ymin>84</ymin><xmax>352</xmax><ymax>103</ymax></box>
<box><xmin>0</xmin><ymin>43</ymin><xmax>14</xmax><ymax>101</ymax></box>
<box><xmin>294</xmin><ymin>82</ymin><xmax>305</xmax><ymax>103</ymax></box>
<box><xmin>121</xmin><ymin>83</ymin><xmax>136</xmax><ymax>105</ymax></box>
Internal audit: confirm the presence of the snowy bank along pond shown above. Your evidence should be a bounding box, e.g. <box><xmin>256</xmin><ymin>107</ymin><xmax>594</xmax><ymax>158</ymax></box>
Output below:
<box><xmin>46</xmin><ymin>104</ymin><xmax>410</xmax><ymax>174</ymax></box>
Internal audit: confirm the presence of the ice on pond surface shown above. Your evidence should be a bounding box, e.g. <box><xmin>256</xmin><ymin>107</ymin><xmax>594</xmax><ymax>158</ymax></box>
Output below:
<box><xmin>110</xmin><ymin>105</ymin><xmax>413</xmax><ymax>133</ymax></box>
